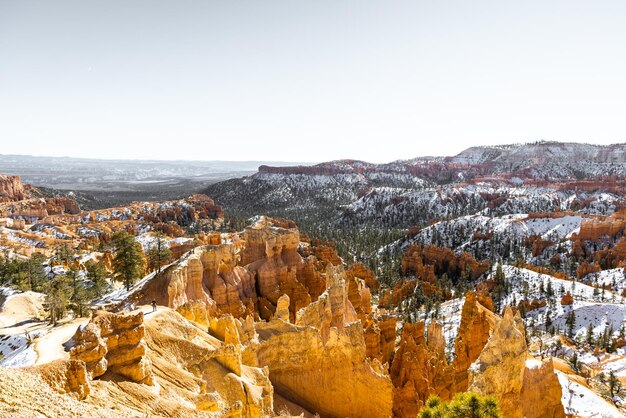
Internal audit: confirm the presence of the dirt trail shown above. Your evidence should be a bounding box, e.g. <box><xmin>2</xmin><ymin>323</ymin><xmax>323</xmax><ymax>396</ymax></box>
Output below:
<box><xmin>34</xmin><ymin>318</ymin><xmax>88</xmax><ymax>365</ymax></box>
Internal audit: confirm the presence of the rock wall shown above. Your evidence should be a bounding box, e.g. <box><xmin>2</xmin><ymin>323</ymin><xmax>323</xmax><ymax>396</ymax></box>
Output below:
<box><xmin>346</xmin><ymin>263</ymin><xmax>380</xmax><ymax>291</ymax></box>
<box><xmin>363</xmin><ymin>313</ymin><xmax>396</xmax><ymax>365</ymax></box>
<box><xmin>577</xmin><ymin>211</ymin><xmax>626</xmax><ymax>240</ymax></box>
<box><xmin>124</xmin><ymin>217</ymin><xmax>395</xmax><ymax>417</ymax></box>
<box><xmin>145</xmin><ymin>309</ymin><xmax>273</xmax><ymax>417</ymax></box>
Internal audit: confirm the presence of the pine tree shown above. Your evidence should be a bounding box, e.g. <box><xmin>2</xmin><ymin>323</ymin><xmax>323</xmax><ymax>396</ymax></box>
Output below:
<box><xmin>86</xmin><ymin>261</ymin><xmax>108</xmax><ymax>297</ymax></box>
<box><xmin>493</xmin><ymin>263</ymin><xmax>506</xmax><ymax>311</ymax></box>
<box><xmin>27</xmin><ymin>253</ymin><xmax>47</xmax><ymax>292</ymax></box>
<box><xmin>547</xmin><ymin>280</ymin><xmax>554</xmax><ymax>298</ymax></box>
<box><xmin>53</xmin><ymin>244</ymin><xmax>74</xmax><ymax>266</ymax></box>
<box><xmin>112</xmin><ymin>230</ymin><xmax>146</xmax><ymax>291</ymax></box>
<box><xmin>566</xmin><ymin>310</ymin><xmax>576</xmax><ymax>338</ymax></box>
<box><xmin>586</xmin><ymin>323</ymin><xmax>594</xmax><ymax>346</ymax></box>
<box><xmin>569</xmin><ymin>352</ymin><xmax>580</xmax><ymax>372</ymax></box>
<box><xmin>71</xmin><ymin>284</ymin><xmax>91</xmax><ymax>318</ymax></box>
<box><xmin>147</xmin><ymin>233</ymin><xmax>173</xmax><ymax>276</ymax></box>
<box><xmin>608</xmin><ymin>370</ymin><xmax>622</xmax><ymax>398</ymax></box>
<box><xmin>419</xmin><ymin>392</ymin><xmax>501</xmax><ymax>418</ymax></box>
<box><xmin>43</xmin><ymin>275</ymin><xmax>73</xmax><ymax>326</ymax></box>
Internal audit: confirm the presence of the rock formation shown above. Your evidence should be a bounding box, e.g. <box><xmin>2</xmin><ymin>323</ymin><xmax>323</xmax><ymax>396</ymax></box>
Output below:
<box><xmin>133</xmin><ymin>243</ymin><xmax>252</xmax><ymax>317</ymax></box>
<box><xmin>70</xmin><ymin>310</ymin><xmax>154</xmax><ymax>385</ymax></box>
<box><xmin>402</xmin><ymin>244</ymin><xmax>490</xmax><ymax>282</ymax></box>
<box><xmin>363</xmin><ymin>313</ymin><xmax>396</xmax><ymax>365</ymax></box>
<box><xmin>145</xmin><ymin>309</ymin><xmax>274</xmax><ymax>417</ymax></box>
<box><xmin>520</xmin><ymin>358</ymin><xmax>566</xmax><ymax>418</ymax></box>
<box><xmin>468</xmin><ymin>307</ymin><xmax>527</xmax><ymax>416</ymax></box>
<box><xmin>242</xmin><ymin>219</ymin><xmax>313</xmax><ymax>320</ymax></box>
<box><xmin>246</xmin><ymin>267</ymin><xmax>393</xmax><ymax>418</ymax></box>
<box><xmin>36</xmin><ymin>359</ymin><xmax>91</xmax><ymax>400</ymax></box>
<box><xmin>577</xmin><ymin>210</ymin><xmax>626</xmax><ymax>240</ymax></box>
<box><xmin>453</xmin><ymin>292</ymin><xmax>498</xmax><ymax>392</ymax></box>
<box><xmin>346</xmin><ymin>262</ymin><xmax>380</xmax><ymax>291</ymax></box>
<box><xmin>560</xmin><ymin>291</ymin><xmax>574</xmax><ymax>305</ymax></box>
<box><xmin>346</xmin><ymin>271</ymin><xmax>373</xmax><ymax>321</ymax></box>
<box><xmin>111</xmin><ymin>216</ymin><xmax>397</xmax><ymax>416</ymax></box>
<box><xmin>468</xmin><ymin>307</ymin><xmax>565</xmax><ymax>418</ymax></box>
<box><xmin>0</xmin><ymin>174</ymin><xmax>25</xmax><ymax>201</ymax></box>
<box><xmin>133</xmin><ymin>217</ymin><xmax>372</xmax><ymax>325</ymax></box>
<box><xmin>390</xmin><ymin>321</ymin><xmax>455</xmax><ymax>417</ymax></box>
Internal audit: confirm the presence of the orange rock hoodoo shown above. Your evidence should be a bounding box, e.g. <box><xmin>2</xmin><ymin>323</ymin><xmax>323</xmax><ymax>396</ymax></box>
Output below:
<box><xmin>129</xmin><ymin>217</ymin><xmax>393</xmax><ymax>417</ymax></box>
<box><xmin>390</xmin><ymin>321</ymin><xmax>456</xmax><ymax>417</ymax></box>
<box><xmin>86</xmin><ymin>217</ymin><xmax>568</xmax><ymax>418</ymax></box>
<box><xmin>70</xmin><ymin>310</ymin><xmax>154</xmax><ymax>385</ymax></box>
<box><xmin>560</xmin><ymin>291</ymin><xmax>574</xmax><ymax>305</ymax></box>
<box><xmin>468</xmin><ymin>307</ymin><xmax>565</xmax><ymax>418</ymax></box>
<box><xmin>453</xmin><ymin>292</ymin><xmax>499</xmax><ymax>392</ymax></box>
<box><xmin>402</xmin><ymin>244</ymin><xmax>490</xmax><ymax>282</ymax></box>
<box><xmin>133</xmin><ymin>217</ymin><xmax>354</xmax><ymax>325</ymax></box>
<box><xmin>246</xmin><ymin>266</ymin><xmax>394</xmax><ymax>418</ymax></box>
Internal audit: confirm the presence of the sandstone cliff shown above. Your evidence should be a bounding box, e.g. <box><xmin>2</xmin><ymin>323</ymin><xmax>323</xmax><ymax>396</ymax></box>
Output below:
<box><xmin>0</xmin><ymin>174</ymin><xmax>26</xmax><ymax>201</ymax></box>
<box><xmin>132</xmin><ymin>217</ymin><xmax>381</xmax><ymax>328</ymax></box>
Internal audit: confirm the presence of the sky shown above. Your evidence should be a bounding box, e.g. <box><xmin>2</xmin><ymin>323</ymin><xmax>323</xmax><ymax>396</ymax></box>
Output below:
<box><xmin>1</xmin><ymin>1</ymin><xmax>625</xmax><ymax>163</ymax></box>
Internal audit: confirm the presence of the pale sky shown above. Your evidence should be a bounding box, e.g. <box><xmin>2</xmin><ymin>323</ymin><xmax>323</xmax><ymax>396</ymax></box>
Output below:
<box><xmin>1</xmin><ymin>1</ymin><xmax>625</xmax><ymax>163</ymax></box>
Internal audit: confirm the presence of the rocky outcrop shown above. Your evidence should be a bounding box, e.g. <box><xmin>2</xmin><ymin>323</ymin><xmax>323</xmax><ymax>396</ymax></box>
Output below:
<box><xmin>241</xmin><ymin>263</ymin><xmax>393</xmax><ymax>418</ymax></box>
<box><xmin>295</xmin><ymin>265</ymin><xmax>358</xmax><ymax>342</ymax></box>
<box><xmin>390</xmin><ymin>321</ymin><xmax>455</xmax><ymax>417</ymax></box>
<box><xmin>469</xmin><ymin>307</ymin><xmax>527</xmax><ymax>417</ymax></box>
<box><xmin>402</xmin><ymin>244</ymin><xmax>490</xmax><ymax>282</ymax></box>
<box><xmin>346</xmin><ymin>262</ymin><xmax>380</xmax><ymax>291</ymax></box>
<box><xmin>347</xmin><ymin>272</ymin><xmax>372</xmax><ymax>321</ymax></box>
<box><xmin>520</xmin><ymin>358</ymin><xmax>566</xmax><ymax>418</ymax></box>
<box><xmin>243</xmin><ymin>218</ymin><xmax>313</xmax><ymax>320</ymax></box>
<box><xmin>161</xmin><ymin>244</ymin><xmax>396</xmax><ymax>417</ymax></box>
<box><xmin>453</xmin><ymin>292</ymin><xmax>498</xmax><ymax>392</ymax></box>
<box><xmin>577</xmin><ymin>210</ymin><xmax>626</xmax><ymax>241</ymax></box>
<box><xmin>70</xmin><ymin>310</ymin><xmax>154</xmax><ymax>385</ymax></box>
<box><xmin>0</xmin><ymin>174</ymin><xmax>25</xmax><ymax>201</ymax></box>
<box><xmin>144</xmin><ymin>309</ymin><xmax>273</xmax><ymax>417</ymax></box>
<box><xmin>186</xmin><ymin>194</ymin><xmax>224</xmax><ymax>219</ymax></box>
<box><xmin>363</xmin><ymin>313</ymin><xmax>396</xmax><ymax>365</ymax></box>
<box><xmin>560</xmin><ymin>291</ymin><xmax>574</xmax><ymax>305</ymax></box>
<box><xmin>468</xmin><ymin>307</ymin><xmax>565</xmax><ymax>418</ymax></box>
<box><xmin>274</xmin><ymin>294</ymin><xmax>290</xmax><ymax>321</ymax></box>
<box><xmin>37</xmin><ymin>359</ymin><xmax>91</xmax><ymax>400</ymax></box>
<box><xmin>134</xmin><ymin>243</ymin><xmax>252</xmax><ymax>317</ymax></box>
<box><xmin>117</xmin><ymin>218</ymin><xmax>358</xmax><ymax>326</ymax></box>
<box><xmin>249</xmin><ymin>319</ymin><xmax>392</xmax><ymax>418</ymax></box>
<box><xmin>45</xmin><ymin>197</ymin><xmax>80</xmax><ymax>215</ymax></box>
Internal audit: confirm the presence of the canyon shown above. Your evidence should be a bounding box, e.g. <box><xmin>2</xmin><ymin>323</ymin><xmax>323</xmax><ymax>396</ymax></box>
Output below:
<box><xmin>2</xmin><ymin>141</ymin><xmax>626</xmax><ymax>417</ymax></box>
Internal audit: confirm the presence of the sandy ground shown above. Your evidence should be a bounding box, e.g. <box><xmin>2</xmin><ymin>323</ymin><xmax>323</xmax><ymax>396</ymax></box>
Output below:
<box><xmin>34</xmin><ymin>318</ymin><xmax>88</xmax><ymax>365</ymax></box>
<box><xmin>0</xmin><ymin>291</ymin><xmax>89</xmax><ymax>366</ymax></box>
